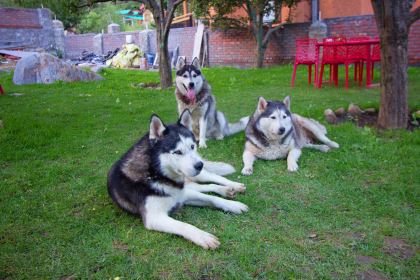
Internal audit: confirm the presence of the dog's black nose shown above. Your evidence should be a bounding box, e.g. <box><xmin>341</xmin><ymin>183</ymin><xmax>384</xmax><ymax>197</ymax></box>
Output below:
<box><xmin>194</xmin><ymin>161</ymin><xmax>204</xmax><ymax>171</ymax></box>
<box><xmin>189</xmin><ymin>82</ymin><xmax>195</xmax><ymax>88</ymax></box>
<box><xmin>279</xmin><ymin>127</ymin><xmax>286</xmax><ymax>135</ymax></box>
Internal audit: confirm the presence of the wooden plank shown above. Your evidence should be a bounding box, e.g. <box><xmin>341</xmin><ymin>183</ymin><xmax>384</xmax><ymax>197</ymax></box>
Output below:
<box><xmin>192</xmin><ymin>22</ymin><xmax>204</xmax><ymax>61</ymax></box>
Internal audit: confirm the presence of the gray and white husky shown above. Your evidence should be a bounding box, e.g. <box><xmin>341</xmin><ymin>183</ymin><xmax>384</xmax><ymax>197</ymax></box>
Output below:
<box><xmin>241</xmin><ymin>96</ymin><xmax>339</xmax><ymax>175</ymax></box>
<box><xmin>108</xmin><ymin>110</ymin><xmax>247</xmax><ymax>249</ymax></box>
<box><xmin>175</xmin><ymin>57</ymin><xmax>249</xmax><ymax>148</ymax></box>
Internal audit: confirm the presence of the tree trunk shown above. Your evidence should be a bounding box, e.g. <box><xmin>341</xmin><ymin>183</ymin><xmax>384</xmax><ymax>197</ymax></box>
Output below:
<box><xmin>155</xmin><ymin>18</ymin><xmax>173</xmax><ymax>89</ymax></box>
<box><xmin>256</xmin><ymin>41</ymin><xmax>266</xmax><ymax>68</ymax></box>
<box><xmin>377</xmin><ymin>26</ymin><xmax>408</xmax><ymax>129</ymax></box>
<box><xmin>255</xmin><ymin>16</ymin><xmax>265</xmax><ymax>68</ymax></box>
<box><xmin>372</xmin><ymin>0</ymin><xmax>411</xmax><ymax>129</ymax></box>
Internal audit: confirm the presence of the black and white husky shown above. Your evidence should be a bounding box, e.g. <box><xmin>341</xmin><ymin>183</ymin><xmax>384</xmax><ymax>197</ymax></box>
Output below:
<box><xmin>175</xmin><ymin>57</ymin><xmax>249</xmax><ymax>148</ymax></box>
<box><xmin>241</xmin><ymin>96</ymin><xmax>339</xmax><ymax>175</ymax></box>
<box><xmin>107</xmin><ymin>110</ymin><xmax>247</xmax><ymax>249</ymax></box>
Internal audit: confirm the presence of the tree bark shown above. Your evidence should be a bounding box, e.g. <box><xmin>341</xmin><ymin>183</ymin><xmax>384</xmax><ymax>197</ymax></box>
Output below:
<box><xmin>144</xmin><ymin>0</ymin><xmax>183</xmax><ymax>89</ymax></box>
<box><xmin>155</xmin><ymin>18</ymin><xmax>173</xmax><ymax>88</ymax></box>
<box><xmin>371</xmin><ymin>0</ymin><xmax>419</xmax><ymax>129</ymax></box>
<box><xmin>255</xmin><ymin>16</ymin><xmax>266</xmax><ymax>68</ymax></box>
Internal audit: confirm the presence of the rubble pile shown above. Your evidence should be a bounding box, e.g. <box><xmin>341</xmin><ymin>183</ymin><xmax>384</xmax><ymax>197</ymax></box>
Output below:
<box><xmin>72</xmin><ymin>48</ymin><xmax>120</xmax><ymax>65</ymax></box>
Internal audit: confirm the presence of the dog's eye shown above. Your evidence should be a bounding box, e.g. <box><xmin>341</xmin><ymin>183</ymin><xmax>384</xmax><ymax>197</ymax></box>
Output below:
<box><xmin>173</xmin><ymin>150</ymin><xmax>183</xmax><ymax>155</ymax></box>
<box><xmin>192</xmin><ymin>74</ymin><xmax>197</xmax><ymax>78</ymax></box>
<box><xmin>283</xmin><ymin>115</ymin><xmax>287</xmax><ymax>119</ymax></box>
<box><xmin>270</xmin><ymin>116</ymin><xmax>276</xmax><ymax>119</ymax></box>
<box><xmin>191</xmin><ymin>144</ymin><xmax>195</xmax><ymax>150</ymax></box>
<box><xmin>183</xmin><ymin>74</ymin><xmax>188</xmax><ymax>78</ymax></box>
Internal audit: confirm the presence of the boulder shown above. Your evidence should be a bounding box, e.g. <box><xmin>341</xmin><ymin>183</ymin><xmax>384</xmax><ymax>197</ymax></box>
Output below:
<box><xmin>324</xmin><ymin>109</ymin><xmax>337</xmax><ymax>124</ymax></box>
<box><xmin>364</xmin><ymin>108</ymin><xmax>377</xmax><ymax>115</ymax></box>
<box><xmin>348</xmin><ymin>103</ymin><xmax>363</xmax><ymax>117</ymax></box>
<box><xmin>13</xmin><ymin>53</ymin><xmax>102</xmax><ymax>85</ymax></box>
<box><xmin>334</xmin><ymin>107</ymin><xmax>346</xmax><ymax>117</ymax></box>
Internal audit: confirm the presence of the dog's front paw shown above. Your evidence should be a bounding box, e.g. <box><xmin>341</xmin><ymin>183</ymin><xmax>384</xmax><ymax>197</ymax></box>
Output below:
<box><xmin>319</xmin><ymin>145</ymin><xmax>331</xmax><ymax>152</ymax></box>
<box><xmin>287</xmin><ymin>161</ymin><xmax>299</xmax><ymax>172</ymax></box>
<box><xmin>329</xmin><ymin>141</ymin><xmax>339</xmax><ymax>149</ymax></box>
<box><xmin>199</xmin><ymin>140</ymin><xmax>207</xmax><ymax>149</ymax></box>
<box><xmin>230</xmin><ymin>182</ymin><xmax>246</xmax><ymax>193</ymax></box>
<box><xmin>224</xmin><ymin>187</ymin><xmax>236</xmax><ymax>198</ymax></box>
<box><xmin>191</xmin><ymin>230</ymin><xmax>220</xmax><ymax>250</ymax></box>
<box><xmin>222</xmin><ymin>201</ymin><xmax>249</xmax><ymax>214</ymax></box>
<box><xmin>241</xmin><ymin>167</ymin><xmax>253</xmax><ymax>176</ymax></box>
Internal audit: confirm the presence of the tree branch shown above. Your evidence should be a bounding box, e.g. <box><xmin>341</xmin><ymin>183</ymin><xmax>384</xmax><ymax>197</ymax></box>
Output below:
<box><xmin>245</xmin><ymin>0</ymin><xmax>257</xmax><ymax>35</ymax></box>
<box><xmin>262</xmin><ymin>22</ymin><xmax>286</xmax><ymax>46</ymax></box>
<box><xmin>408</xmin><ymin>6</ymin><xmax>420</xmax><ymax>27</ymax></box>
<box><xmin>163</xmin><ymin>0</ymin><xmax>184</xmax><ymax>36</ymax></box>
<box><xmin>143</xmin><ymin>0</ymin><xmax>159</xmax><ymax>16</ymax></box>
<box><xmin>73</xmin><ymin>0</ymin><xmax>116</xmax><ymax>9</ymax></box>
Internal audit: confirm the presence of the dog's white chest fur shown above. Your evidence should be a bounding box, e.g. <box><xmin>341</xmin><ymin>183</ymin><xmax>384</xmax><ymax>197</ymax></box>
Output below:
<box><xmin>256</xmin><ymin>143</ymin><xmax>291</xmax><ymax>160</ymax></box>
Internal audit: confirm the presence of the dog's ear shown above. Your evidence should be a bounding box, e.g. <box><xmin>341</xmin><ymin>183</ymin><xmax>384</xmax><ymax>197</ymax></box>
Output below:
<box><xmin>149</xmin><ymin>114</ymin><xmax>166</xmax><ymax>140</ymax></box>
<box><xmin>178</xmin><ymin>109</ymin><xmax>192</xmax><ymax>131</ymax></box>
<box><xmin>283</xmin><ymin>95</ymin><xmax>291</xmax><ymax>110</ymax></box>
<box><xmin>257</xmin><ymin>96</ymin><xmax>268</xmax><ymax>114</ymax></box>
<box><xmin>191</xmin><ymin>57</ymin><xmax>200</xmax><ymax>69</ymax></box>
<box><xmin>176</xmin><ymin>56</ymin><xmax>186</xmax><ymax>71</ymax></box>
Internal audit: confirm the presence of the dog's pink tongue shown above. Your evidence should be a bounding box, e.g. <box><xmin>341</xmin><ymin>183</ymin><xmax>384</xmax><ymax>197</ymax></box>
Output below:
<box><xmin>187</xmin><ymin>89</ymin><xmax>196</xmax><ymax>104</ymax></box>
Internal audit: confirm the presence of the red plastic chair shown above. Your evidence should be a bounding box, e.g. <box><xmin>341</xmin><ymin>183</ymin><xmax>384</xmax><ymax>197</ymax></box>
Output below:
<box><xmin>371</xmin><ymin>39</ymin><xmax>380</xmax><ymax>81</ymax></box>
<box><xmin>291</xmin><ymin>38</ymin><xmax>318</xmax><ymax>87</ymax></box>
<box><xmin>348</xmin><ymin>36</ymin><xmax>370</xmax><ymax>86</ymax></box>
<box><xmin>318</xmin><ymin>37</ymin><xmax>348</xmax><ymax>88</ymax></box>
<box><xmin>0</xmin><ymin>84</ymin><xmax>4</xmax><ymax>95</ymax></box>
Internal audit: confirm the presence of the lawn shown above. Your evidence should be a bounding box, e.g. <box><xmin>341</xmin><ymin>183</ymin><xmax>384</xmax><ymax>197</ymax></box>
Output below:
<box><xmin>0</xmin><ymin>65</ymin><xmax>419</xmax><ymax>279</ymax></box>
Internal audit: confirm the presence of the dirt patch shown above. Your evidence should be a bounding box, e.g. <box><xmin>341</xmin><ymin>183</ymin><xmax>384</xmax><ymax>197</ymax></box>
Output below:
<box><xmin>112</xmin><ymin>240</ymin><xmax>129</xmax><ymax>252</ymax></box>
<box><xmin>59</xmin><ymin>276</ymin><xmax>75</xmax><ymax>280</ymax></box>
<box><xmin>345</xmin><ymin>232</ymin><xmax>366</xmax><ymax>241</ymax></box>
<box><xmin>130</xmin><ymin>82</ymin><xmax>161</xmax><ymax>89</ymax></box>
<box><xmin>383</xmin><ymin>237</ymin><xmax>416</xmax><ymax>260</ymax></box>
<box><xmin>356</xmin><ymin>269</ymin><xmax>389</xmax><ymax>280</ymax></box>
<box><xmin>325</xmin><ymin>106</ymin><xmax>419</xmax><ymax>131</ymax></box>
<box><xmin>356</xmin><ymin>255</ymin><xmax>377</xmax><ymax>264</ymax></box>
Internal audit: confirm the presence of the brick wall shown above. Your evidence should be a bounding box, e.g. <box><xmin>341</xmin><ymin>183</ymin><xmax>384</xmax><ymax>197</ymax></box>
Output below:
<box><xmin>408</xmin><ymin>20</ymin><xmax>420</xmax><ymax>64</ymax></box>
<box><xmin>0</xmin><ymin>8</ymin><xmax>57</xmax><ymax>51</ymax></box>
<box><xmin>64</xmin><ymin>14</ymin><xmax>420</xmax><ymax>65</ymax></box>
<box><xmin>0</xmin><ymin>8</ymin><xmax>41</xmax><ymax>29</ymax></box>
<box><xmin>103</xmin><ymin>31</ymin><xmax>140</xmax><ymax>53</ymax></box>
<box><xmin>64</xmin><ymin>33</ymin><xmax>96</xmax><ymax>58</ymax></box>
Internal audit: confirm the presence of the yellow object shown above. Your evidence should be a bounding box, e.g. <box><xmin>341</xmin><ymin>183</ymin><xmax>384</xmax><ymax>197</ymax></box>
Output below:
<box><xmin>106</xmin><ymin>43</ymin><xmax>144</xmax><ymax>68</ymax></box>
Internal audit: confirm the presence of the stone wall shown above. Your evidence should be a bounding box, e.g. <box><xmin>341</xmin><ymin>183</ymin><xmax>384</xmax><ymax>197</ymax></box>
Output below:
<box><xmin>62</xmin><ymin>14</ymin><xmax>420</xmax><ymax>66</ymax></box>
<box><xmin>0</xmin><ymin>8</ymin><xmax>61</xmax><ymax>52</ymax></box>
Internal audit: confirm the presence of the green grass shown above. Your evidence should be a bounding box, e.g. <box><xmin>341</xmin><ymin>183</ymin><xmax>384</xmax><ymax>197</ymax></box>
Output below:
<box><xmin>0</xmin><ymin>65</ymin><xmax>419</xmax><ymax>279</ymax></box>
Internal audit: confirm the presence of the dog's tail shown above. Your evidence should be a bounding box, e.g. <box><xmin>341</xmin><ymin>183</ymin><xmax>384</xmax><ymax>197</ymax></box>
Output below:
<box><xmin>204</xmin><ymin>160</ymin><xmax>236</xmax><ymax>176</ymax></box>
<box><xmin>217</xmin><ymin>111</ymin><xmax>249</xmax><ymax>136</ymax></box>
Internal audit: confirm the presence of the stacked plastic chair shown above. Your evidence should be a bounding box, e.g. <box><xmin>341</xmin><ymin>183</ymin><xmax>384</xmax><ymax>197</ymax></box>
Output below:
<box><xmin>291</xmin><ymin>38</ymin><xmax>318</xmax><ymax>87</ymax></box>
<box><xmin>318</xmin><ymin>36</ymin><xmax>348</xmax><ymax>88</ymax></box>
<box><xmin>370</xmin><ymin>37</ymin><xmax>381</xmax><ymax>82</ymax></box>
<box><xmin>348</xmin><ymin>36</ymin><xmax>371</xmax><ymax>86</ymax></box>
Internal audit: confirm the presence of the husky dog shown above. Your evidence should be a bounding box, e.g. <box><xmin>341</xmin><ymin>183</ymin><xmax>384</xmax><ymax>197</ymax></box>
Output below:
<box><xmin>241</xmin><ymin>96</ymin><xmax>339</xmax><ymax>175</ymax></box>
<box><xmin>108</xmin><ymin>110</ymin><xmax>247</xmax><ymax>249</ymax></box>
<box><xmin>175</xmin><ymin>57</ymin><xmax>249</xmax><ymax>148</ymax></box>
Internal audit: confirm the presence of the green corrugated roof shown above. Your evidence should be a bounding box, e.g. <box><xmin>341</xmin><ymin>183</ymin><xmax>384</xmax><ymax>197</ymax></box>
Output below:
<box><xmin>125</xmin><ymin>15</ymin><xmax>144</xmax><ymax>20</ymax></box>
<box><xmin>118</xmin><ymin>10</ymin><xmax>131</xmax><ymax>15</ymax></box>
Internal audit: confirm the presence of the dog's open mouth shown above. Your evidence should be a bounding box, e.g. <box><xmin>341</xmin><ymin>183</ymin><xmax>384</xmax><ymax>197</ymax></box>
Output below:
<box><xmin>184</xmin><ymin>85</ymin><xmax>196</xmax><ymax>104</ymax></box>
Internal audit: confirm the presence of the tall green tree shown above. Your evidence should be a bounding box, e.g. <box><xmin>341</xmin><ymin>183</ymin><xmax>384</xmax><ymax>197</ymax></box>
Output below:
<box><xmin>192</xmin><ymin>0</ymin><xmax>299</xmax><ymax>68</ymax></box>
<box><xmin>371</xmin><ymin>0</ymin><xmax>420</xmax><ymax>129</ymax></box>
<box><xmin>142</xmin><ymin>0</ymin><xmax>185</xmax><ymax>88</ymax></box>
<box><xmin>78</xmin><ymin>0</ymin><xmax>184</xmax><ymax>88</ymax></box>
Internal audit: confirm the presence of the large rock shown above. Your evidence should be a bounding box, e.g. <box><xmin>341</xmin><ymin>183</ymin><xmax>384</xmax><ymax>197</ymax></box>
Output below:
<box><xmin>13</xmin><ymin>53</ymin><xmax>102</xmax><ymax>85</ymax></box>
